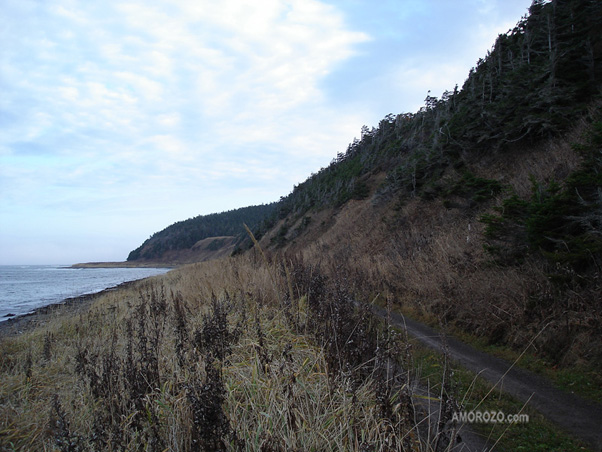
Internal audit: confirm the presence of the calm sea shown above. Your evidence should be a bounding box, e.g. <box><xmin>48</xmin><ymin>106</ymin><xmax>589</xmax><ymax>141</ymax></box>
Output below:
<box><xmin>0</xmin><ymin>265</ymin><xmax>171</xmax><ymax>322</ymax></box>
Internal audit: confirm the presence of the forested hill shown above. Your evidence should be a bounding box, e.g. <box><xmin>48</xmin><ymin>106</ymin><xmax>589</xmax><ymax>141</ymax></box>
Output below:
<box><xmin>129</xmin><ymin>0</ymin><xmax>602</xmax><ymax>270</ymax></box>
<box><xmin>277</xmin><ymin>0</ymin><xmax>602</xmax><ymax>220</ymax></box>
<box><xmin>127</xmin><ymin>203</ymin><xmax>277</xmax><ymax>261</ymax></box>
<box><xmin>256</xmin><ymin>0</ymin><xmax>602</xmax><ymax>368</ymax></box>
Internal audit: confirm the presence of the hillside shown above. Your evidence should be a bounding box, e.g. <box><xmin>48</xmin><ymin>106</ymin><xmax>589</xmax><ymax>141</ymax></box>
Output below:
<box><xmin>263</xmin><ymin>0</ymin><xmax>602</xmax><ymax>368</ymax></box>
<box><xmin>128</xmin><ymin>0</ymin><xmax>602</xmax><ymax>367</ymax></box>
<box><xmin>127</xmin><ymin>203</ymin><xmax>278</xmax><ymax>262</ymax></box>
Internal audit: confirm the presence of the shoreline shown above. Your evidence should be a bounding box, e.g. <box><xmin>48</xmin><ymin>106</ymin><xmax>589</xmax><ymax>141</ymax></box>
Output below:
<box><xmin>70</xmin><ymin>261</ymin><xmax>178</xmax><ymax>269</ymax></box>
<box><xmin>0</xmin><ymin>279</ymin><xmax>146</xmax><ymax>337</ymax></box>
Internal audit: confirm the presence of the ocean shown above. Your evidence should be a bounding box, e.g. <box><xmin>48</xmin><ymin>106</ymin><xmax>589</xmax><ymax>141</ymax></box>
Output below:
<box><xmin>0</xmin><ymin>265</ymin><xmax>171</xmax><ymax>322</ymax></box>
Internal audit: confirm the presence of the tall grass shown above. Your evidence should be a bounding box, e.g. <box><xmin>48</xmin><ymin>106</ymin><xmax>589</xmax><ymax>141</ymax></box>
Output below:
<box><xmin>0</xmin><ymin>252</ymin><xmax>467</xmax><ymax>451</ymax></box>
<box><xmin>288</xmin><ymin>169</ymin><xmax>602</xmax><ymax>368</ymax></box>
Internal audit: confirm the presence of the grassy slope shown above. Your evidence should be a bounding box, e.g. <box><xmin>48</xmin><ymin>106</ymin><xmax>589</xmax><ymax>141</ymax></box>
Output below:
<box><xmin>1</xmin><ymin>252</ymin><xmax>592</xmax><ymax>451</ymax></box>
<box><xmin>261</xmin><ymin>116</ymin><xmax>601</xmax><ymax>392</ymax></box>
<box><xmin>0</xmin><ymin>256</ymin><xmax>430</xmax><ymax>451</ymax></box>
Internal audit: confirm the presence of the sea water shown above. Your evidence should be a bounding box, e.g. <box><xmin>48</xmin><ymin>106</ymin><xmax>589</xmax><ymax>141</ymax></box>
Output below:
<box><xmin>0</xmin><ymin>265</ymin><xmax>171</xmax><ymax>321</ymax></box>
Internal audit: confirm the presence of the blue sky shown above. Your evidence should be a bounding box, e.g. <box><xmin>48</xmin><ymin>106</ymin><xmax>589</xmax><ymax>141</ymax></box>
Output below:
<box><xmin>0</xmin><ymin>0</ymin><xmax>532</xmax><ymax>265</ymax></box>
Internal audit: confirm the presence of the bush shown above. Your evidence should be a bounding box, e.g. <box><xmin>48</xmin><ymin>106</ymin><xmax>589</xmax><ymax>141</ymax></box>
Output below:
<box><xmin>482</xmin><ymin>121</ymin><xmax>602</xmax><ymax>271</ymax></box>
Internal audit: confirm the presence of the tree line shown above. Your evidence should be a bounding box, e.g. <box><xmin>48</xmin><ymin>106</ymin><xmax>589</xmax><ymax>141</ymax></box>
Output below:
<box><xmin>127</xmin><ymin>203</ymin><xmax>278</xmax><ymax>261</ymax></box>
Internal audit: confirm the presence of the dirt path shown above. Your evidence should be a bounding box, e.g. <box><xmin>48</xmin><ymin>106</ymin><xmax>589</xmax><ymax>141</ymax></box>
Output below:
<box><xmin>370</xmin><ymin>306</ymin><xmax>602</xmax><ymax>451</ymax></box>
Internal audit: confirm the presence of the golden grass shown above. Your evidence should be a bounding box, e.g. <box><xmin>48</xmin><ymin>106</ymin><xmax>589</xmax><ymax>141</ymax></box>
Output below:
<box><xmin>0</xmin><ymin>253</ymin><xmax>445</xmax><ymax>451</ymax></box>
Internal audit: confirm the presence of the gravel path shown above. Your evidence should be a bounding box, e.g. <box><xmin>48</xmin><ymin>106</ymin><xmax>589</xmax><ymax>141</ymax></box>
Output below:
<box><xmin>371</xmin><ymin>305</ymin><xmax>602</xmax><ymax>451</ymax></box>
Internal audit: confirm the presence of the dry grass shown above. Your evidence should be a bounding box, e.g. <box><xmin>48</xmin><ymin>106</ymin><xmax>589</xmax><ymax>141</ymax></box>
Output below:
<box><xmin>279</xmin><ymin>133</ymin><xmax>601</xmax><ymax>367</ymax></box>
<box><xmin>0</xmin><ymin>252</ymin><xmax>466</xmax><ymax>451</ymax></box>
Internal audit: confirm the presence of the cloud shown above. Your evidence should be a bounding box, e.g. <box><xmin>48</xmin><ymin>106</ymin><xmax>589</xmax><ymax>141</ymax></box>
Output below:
<box><xmin>11</xmin><ymin>1</ymin><xmax>364</xmax><ymax>156</ymax></box>
<box><xmin>3</xmin><ymin>5</ymin><xmax>367</xmax><ymax>170</ymax></box>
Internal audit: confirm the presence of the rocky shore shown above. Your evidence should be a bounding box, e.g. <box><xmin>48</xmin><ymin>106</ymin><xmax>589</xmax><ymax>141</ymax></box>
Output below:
<box><xmin>0</xmin><ymin>279</ymin><xmax>139</xmax><ymax>337</ymax></box>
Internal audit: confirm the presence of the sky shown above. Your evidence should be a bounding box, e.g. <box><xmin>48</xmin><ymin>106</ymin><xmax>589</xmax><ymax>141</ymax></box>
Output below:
<box><xmin>0</xmin><ymin>0</ymin><xmax>534</xmax><ymax>265</ymax></box>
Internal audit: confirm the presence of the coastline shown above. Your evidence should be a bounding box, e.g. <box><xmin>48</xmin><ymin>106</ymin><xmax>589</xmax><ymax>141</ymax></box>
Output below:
<box><xmin>0</xmin><ymin>279</ymin><xmax>142</xmax><ymax>337</ymax></box>
<box><xmin>70</xmin><ymin>261</ymin><xmax>178</xmax><ymax>269</ymax></box>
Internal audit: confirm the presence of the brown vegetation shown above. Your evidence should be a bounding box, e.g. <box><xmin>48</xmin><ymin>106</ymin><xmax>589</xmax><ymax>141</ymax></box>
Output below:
<box><xmin>0</xmin><ymin>253</ymin><xmax>468</xmax><ymax>451</ymax></box>
<box><xmin>264</xmin><ymin>125</ymin><xmax>602</xmax><ymax>370</ymax></box>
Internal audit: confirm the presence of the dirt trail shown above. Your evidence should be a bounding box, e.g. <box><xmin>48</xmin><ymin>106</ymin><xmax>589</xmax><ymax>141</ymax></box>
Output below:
<box><xmin>371</xmin><ymin>306</ymin><xmax>602</xmax><ymax>452</ymax></box>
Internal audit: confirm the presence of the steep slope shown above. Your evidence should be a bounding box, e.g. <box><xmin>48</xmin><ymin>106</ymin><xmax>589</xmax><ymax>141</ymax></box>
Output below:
<box><xmin>256</xmin><ymin>0</ymin><xmax>602</xmax><ymax>367</ymax></box>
